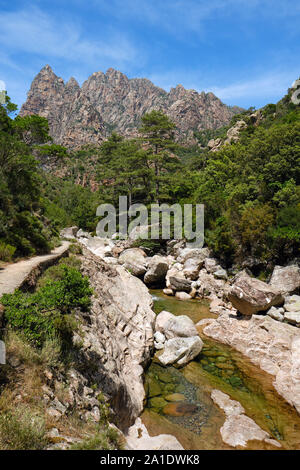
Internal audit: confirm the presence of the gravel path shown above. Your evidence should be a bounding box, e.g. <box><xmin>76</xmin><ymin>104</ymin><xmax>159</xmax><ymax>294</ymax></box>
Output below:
<box><xmin>0</xmin><ymin>242</ymin><xmax>70</xmax><ymax>296</ymax></box>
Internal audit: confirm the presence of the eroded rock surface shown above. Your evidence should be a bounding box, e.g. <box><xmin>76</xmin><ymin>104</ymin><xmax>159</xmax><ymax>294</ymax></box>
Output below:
<box><xmin>79</xmin><ymin>249</ymin><xmax>155</xmax><ymax>429</ymax></box>
<box><xmin>21</xmin><ymin>65</ymin><xmax>242</xmax><ymax>149</ymax></box>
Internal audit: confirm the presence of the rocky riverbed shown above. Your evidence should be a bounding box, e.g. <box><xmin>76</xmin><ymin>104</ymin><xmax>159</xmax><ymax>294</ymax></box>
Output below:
<box><xmin>61</xmin><ymin>227</ymin><xmax>300</xmax><ymax>449</ymax></box>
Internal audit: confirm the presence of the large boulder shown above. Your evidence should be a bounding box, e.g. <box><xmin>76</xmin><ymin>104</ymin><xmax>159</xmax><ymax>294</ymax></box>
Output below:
<box><xmin>60</xmin><ymin>226</ymin><xmax>78</xmax><ymax>239</ymax></box>
<box><xmin>118</xmin><ymin>248</ymin><xmax>147</xmax><ymax>277</ymax></box>
<box><xmin>284</xmin><ymin>295</ymin><xmax>300</xmax><ymax>312</ymax></box>
<box><xmin>165</xmin><ymin>265</ymin><xmax>184</xmax><ymax>288</ymax></box>
<box><xmin>157</xmin><ymin>336</ymin><xmax>203</xmax><ymax>366</ymax></box>
<box><xmin>183</xmin><ymin>257</ymin><xmax>203</xmax><ymax>280</ymax></box>
<box><xmin>214</xmin><ymin>268</ymin><xmax>228</xmax><ymax>280</ymax></box>
<box><xmin>155</xmin><ymin>310</ymin><xmax>198</xmax><ymax>339</ymax></box>
<box><xmin>270</xmin><ymin>265</ymin><xmax>300</xmax><ymax>296</ymax></box>
<box><xmin>129</xmin><ymin>224</ymin><xmax>159</xmax><ymax>240</ymax></box>
<box><xmin>204</xmin><ymin>258</ymin><xmax>218</xmax><ymax>273</ymax></box>
<box><xmin>144</xmin><ymin>255</ymin><xmax>169</xmax><ymax>285</ymax></box>
<box><xmin>177</xmin><ymin>247</ymin><xmax>210</xmax><ymax>264</ymax></box>
<box><xmin>169</xmin><ymin>276</ymin><xmax>192</xmax><ymax>293</ymax></box>
<box><xmin>80</xmin><ymin>237</ymin><xmax>115</xmax><ymax>259</ymax></box>
<box><xmin>175</xmin><ymin>292</ymin><xmax>192</xmax><ymax>301</ymax></box>
<box><xmin>228</xmin><ymin>271</ymin><xmax>283</xmax><ymax>315</ymax></box>
<box><xmin>196</xmin><ymin>269</ymin><xmax>227</xmax><ymax>298</ymax></box>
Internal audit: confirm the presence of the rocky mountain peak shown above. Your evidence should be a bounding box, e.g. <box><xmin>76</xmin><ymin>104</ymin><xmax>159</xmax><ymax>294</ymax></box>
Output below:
<box><xmin>20</xmin><ymin>65</ymin><xmax>243</xmax><ymax>149</ymax></box>
<box><xmin>66</xmin><ymin>77</ymin><xmax>80</xmax><ymax>90</ymax></box>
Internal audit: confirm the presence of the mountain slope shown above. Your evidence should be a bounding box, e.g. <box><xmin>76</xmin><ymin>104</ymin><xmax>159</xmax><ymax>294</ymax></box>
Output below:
<box><xmin>20</xmin><ymin>65</ymin><xmax>242</xmax><ymax>149</ymax></box>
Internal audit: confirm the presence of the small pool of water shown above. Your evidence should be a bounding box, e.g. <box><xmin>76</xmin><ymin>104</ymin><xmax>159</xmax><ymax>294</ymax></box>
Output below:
<box><xmin>142</xmin><ymin>290</ymin><xmax>300</xmax><ymax>450</ymax></box>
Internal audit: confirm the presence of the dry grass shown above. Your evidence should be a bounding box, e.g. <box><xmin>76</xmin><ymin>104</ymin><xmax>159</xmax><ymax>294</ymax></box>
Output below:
<box><xmin>0</xmin><ymin>331</ymin><xmax>122</xmax><ymax>450</ymax></box>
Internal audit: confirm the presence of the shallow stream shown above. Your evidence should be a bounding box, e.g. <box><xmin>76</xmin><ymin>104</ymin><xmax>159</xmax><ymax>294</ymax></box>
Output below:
<box><xmin>142</xmin><ymin>290</ymin><xmax>300</xmax><ymax>450</ymax></box>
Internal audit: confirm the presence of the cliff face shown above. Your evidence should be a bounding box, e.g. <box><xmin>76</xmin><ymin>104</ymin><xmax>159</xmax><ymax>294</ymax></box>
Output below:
<box><xmin>20</xmin><ymin>65</ymin><xmax>242</xmax><ymax>149</ymax></box>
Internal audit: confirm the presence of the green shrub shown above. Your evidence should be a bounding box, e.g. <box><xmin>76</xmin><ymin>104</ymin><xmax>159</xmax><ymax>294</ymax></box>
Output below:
<box><xmin>37</xmin><ymin>256</ymin><xmax>81</xmax><ymax>288</ymax></box>
<box><xmin>69</xmin><ymin>242</ymin><xmax>83</xmax><ymax>255</ymax></box>
<box><xmin>0</xmin><ymin>241</ymin><xmax>16</xmax><ymax>262</ymax></box>
<box><xmin>2</xmin><ymin>265</ymin><xmax>92</xmax><ymax>348</ymax></box>
<box><xmin>70</xmin><ymin>426</ymin><xmax>120</xmax><ymax>450</ymax></box>
<box><xmin>132</xmin><ymin>238</ymin><xmax>162</xmax><ymax>255</ymax></box>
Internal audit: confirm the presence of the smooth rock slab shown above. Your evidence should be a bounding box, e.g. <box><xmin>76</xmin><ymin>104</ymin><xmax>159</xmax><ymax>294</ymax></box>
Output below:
<box><xmin>126</xmin><ymin>418</ymin><xmax>184</xmax><ymax>450</ymax></box>
<box><xmin>157</xmin><ymin>336</ymin><xmax>203</xmax><ymax>367</ymax></box>
<box><xmin>284</xmin><ymin>311</ymin><xmax>300</xmax><ymax>325</ymax></box>
<box><xmin>211</xmin><ymin>390</ymin><xmax>281</xmax><ymax>448</ymax></box>
<box><xmin>211</xmin><ymin>389</ymin><xmax>245</xmax><ymax>417</ymax></box>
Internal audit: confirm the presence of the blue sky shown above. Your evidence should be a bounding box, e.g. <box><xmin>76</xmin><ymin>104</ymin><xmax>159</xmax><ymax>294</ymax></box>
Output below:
<box><xmin>0</xmin><ymin>0</ymin><xmax>299</xmax><ymax>111</ymax></box>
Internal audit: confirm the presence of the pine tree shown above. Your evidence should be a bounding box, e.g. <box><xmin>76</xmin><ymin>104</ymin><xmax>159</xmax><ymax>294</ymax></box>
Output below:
<box><xmin>139</xmin><ymin>110</ymin><xmax>179</xmax><ymax>203</ymax></box>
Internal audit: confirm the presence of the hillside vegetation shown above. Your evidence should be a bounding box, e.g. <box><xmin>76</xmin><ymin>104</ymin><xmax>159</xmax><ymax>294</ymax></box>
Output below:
<box><xmin>1</xmin><ymin>85</ymin><xmax>299</xmax><ymax>272</ymax></box>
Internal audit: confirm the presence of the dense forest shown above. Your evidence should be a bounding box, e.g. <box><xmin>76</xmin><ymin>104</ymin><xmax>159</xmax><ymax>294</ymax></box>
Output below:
<box><xmin>0</xmin><ymin>85</ymin><xmax>299</xmax><ymax>273</ymax></box>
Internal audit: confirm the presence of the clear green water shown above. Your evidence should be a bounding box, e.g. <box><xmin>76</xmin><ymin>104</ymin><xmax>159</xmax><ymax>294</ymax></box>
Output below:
<box><xmin>142</xmin><ymin>290</ymin><xmax>300</xmax><ymax>450</ymax></box>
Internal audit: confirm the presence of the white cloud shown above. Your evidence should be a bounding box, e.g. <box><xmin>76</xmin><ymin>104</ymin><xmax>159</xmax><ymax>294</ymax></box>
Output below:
<box><xmin>0</xmin><ymin>6</ymin><xmax>137</xmax><ymax>66</ymax></box>
<box><xmin>208</xmin><ymin>72</ymin><xmax>298</xmax><ymax>101</ymax></box>
<box><xmin>97</xmin><ymin>0</ymin><xmax>300</xmax><ymax>38</ymax></box>
<box><xmin>0</xmin><ymin>80</ymin><xmax>6</xmax><ymax>91</ymax></box>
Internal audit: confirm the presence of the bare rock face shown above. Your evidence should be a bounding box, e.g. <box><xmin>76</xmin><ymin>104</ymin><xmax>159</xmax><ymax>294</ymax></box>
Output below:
<box><xmin>270</xmin><ymin>265</ymin><xmax>300</xmax><ymax>296</ymax></box>
<box><xmin>20</xmin><ymin>65</ymin><xmax>104</xmax><ymax>149</ymax></box>
<box><xmin>228</xmin><ymin>270</ymin><xmax>284</xmax><ymax>315</ymax></box>
<box><xmin>204</xmin><ymin>313</ymin><xmax>300</xmax><ymax>414</ymax></box>
<box><xmin>207</xmin><ymin>120</ymin><xmax>247</xmax><ymax>151</ymax></box>
<box><xmin>20</xmin><ymin>65</ymin><xmax>242</xmax><ymax>149</ymax></box>
<box><xmin>79</xmin><ymin>249</ymin><xmax>155</xmax><ymax>430</ymax></box>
